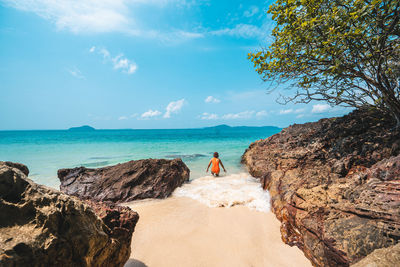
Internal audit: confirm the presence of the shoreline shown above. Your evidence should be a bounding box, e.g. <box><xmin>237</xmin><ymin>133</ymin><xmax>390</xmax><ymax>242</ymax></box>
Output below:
<box><xmin>124</xmin><ymin>196</ymin><xmax>311</xmax><ymax>267</ymax></box>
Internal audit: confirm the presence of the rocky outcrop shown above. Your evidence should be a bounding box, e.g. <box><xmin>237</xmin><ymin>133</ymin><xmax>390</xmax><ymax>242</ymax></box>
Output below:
<box><xmin>58</xmin><ymin>158</ymin><xmax>190</xmax><ymax>203</ymax></box>
<box><xmin>82</xmin><ymin>200</ymin><xmax>139</xmax><ymax>265</ymax></box>
<box><xmin>242</xmin><ymin>109</ymin><xmax>400</xmax><ymax>266</ymax></box>
<box><xmin>2</xmin><ymin>161</ymin><xmax>29</xmax><ymax>176</ymax></box>
<box><xmin>0</xmin><ymin>162</ymin><xmax>139</xmax><ymax>267</ymax></box>
<box><xmin>352</xmin><ymin>243</ymin><xmax>400</xmax><ymax>267</ymax></box>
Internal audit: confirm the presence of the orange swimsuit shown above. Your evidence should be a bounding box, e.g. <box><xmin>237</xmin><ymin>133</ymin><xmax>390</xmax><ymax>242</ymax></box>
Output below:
<box><xmin>211</xmin><ymin>158</ymin><xmax>220</xmax><ymax>174</ymax></box>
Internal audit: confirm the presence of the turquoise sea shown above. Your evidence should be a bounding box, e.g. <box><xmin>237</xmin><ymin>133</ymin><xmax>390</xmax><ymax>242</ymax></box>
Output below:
<box><xmin>0</xmin><ymin>126</ymin><xmax>281</xmax><ymax>189</ymax></box>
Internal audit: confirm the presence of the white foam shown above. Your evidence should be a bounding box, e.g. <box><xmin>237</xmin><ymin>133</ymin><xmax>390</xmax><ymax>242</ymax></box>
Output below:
<box><xmin>173</xmin><ymin>173</ymin><xmax>270</xmax><ymax>213</ymax></box>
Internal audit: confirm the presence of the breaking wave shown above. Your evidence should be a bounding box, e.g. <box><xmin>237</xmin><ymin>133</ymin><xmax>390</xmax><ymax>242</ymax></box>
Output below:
<box><xmin>173</xmin><ymin>173</ymin><xmax>270</xmax><ymax>213</ymax></box>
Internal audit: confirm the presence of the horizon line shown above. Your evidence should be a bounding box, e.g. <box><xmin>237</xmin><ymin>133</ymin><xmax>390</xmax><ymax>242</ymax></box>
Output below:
<box><xmin>0</xmin><ymin>124</ymin><xmax>283</xmax><ymax>131</ymax></box>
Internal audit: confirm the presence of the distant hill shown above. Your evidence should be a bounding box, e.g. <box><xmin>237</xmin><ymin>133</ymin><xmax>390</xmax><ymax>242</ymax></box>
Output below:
<box><xmin>68</xmin><ymin>125</ymin><xmax>96</xmax><ymax>131</ymax></box>
<box><xmin>203</xmin><ymin>124</ymin><xmax>231</xmax><ymax>130</ymax></box>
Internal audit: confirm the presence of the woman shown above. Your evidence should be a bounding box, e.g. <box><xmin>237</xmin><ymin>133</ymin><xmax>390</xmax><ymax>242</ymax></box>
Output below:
<box><xmin>206</xmin><ymin>152</ymin><xmax>226</xmax><ymax>176</ymax></box>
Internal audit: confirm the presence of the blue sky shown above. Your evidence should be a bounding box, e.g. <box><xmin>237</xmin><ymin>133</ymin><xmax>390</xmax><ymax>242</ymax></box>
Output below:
<box><xmin>0</xmin><ymin>0</ymin><xmax>351</xmax><ymax>130</ymax></box>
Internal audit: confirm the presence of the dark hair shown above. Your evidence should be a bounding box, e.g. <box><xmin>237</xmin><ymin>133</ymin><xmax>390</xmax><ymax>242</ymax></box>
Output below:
<box><xmin>213</xmin><ymin>152</ymin><xmax>219</xmax><ymax>158</ymax></box>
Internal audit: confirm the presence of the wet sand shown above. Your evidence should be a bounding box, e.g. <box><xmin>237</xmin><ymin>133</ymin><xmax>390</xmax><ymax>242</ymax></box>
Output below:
<box><xmin>124</xmin><ymin>197</ymin><xmax>311</xmax><ymax>267</ymax></box>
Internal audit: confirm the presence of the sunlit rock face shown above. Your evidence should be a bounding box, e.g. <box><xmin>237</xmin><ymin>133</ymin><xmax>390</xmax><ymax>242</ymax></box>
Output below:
<box><xmin>242</xmin><ymin>109</ymin><xmax>400</xmax><ymax>266</ymax></box>
<box><xmin>0</xmin><ymin>162</ymin><xmax>139</xmax><ymax>267</ymax></box>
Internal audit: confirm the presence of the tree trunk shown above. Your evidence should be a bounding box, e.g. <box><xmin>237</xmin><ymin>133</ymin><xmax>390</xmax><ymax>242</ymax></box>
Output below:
<box><xmin>388</xmin><ymin>103</ymin><xmax>400</xmax><ymax>128</ymax></box>
<box><xmin>382</xmin><ymin>89</ymin><xmax>400</xmax><ymax>128</ymax></box>
<box><xmin>394</xmin><ymin>112</ymin><xmax>400</xmax><ymax>128</ymax></box>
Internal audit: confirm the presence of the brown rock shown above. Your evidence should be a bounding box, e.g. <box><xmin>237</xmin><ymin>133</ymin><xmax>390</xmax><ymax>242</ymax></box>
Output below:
<box><xmin>0</xmin><ymin>162</ymin><xmax>139</xmax><ymax>267</ymax></box>
<box><xmin>351</xmin><ymin>243</ymin><xmax>400</xmax><ymax>267</ymax></box>
<box><xmin>58</xmin><ymin>158</ymin><xmax>190</xmax><ymax>203</ymax></box>
<box><xmin>242</xmin><ymin>108</ymin><xmax>400</xmax><ymax>266</ymax></box>
<box><xmin>2</xmin><ymin>161</ymin><xmax>29</xmax><ymax>176</ymax></box>
<box><xmin>82</xmin><ymin>200</ymin><xmax>139</xmax><ymax>266</ymax></box>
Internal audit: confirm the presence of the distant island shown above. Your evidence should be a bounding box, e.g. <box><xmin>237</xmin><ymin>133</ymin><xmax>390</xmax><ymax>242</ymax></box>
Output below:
<box><xmin>63</xmin><ymin>125</ymin><xmax>280</xmax><ymax>131</ymax></box>
<box><xmin>68</xmin><ymin>125</ymin><xmax>96</xmax><ymax>131</ymax></box>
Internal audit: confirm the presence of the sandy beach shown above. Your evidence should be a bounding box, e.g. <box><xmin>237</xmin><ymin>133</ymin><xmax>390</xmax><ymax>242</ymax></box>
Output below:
<box><xmin>124</xmin><ymin>197</ymin><xmax>311</xmax><ymax>267</ymax></box>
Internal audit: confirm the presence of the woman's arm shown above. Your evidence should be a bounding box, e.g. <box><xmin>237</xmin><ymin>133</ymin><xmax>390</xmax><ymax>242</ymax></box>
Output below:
<box><xmin>219</xmin><ymin>160</ymin><xmax>226</xmax><ymax>172</ymax></box>
<box><xmin>206</xmin><ymin>160</ymin><xmax>212</xmax><ymax>172</ymax></box>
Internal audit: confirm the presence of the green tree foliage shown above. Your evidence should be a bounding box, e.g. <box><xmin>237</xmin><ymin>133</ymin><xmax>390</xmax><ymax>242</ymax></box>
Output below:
<box><xmin>250</xmin><ymin>0</ymin><xmax>400</xmax><ymax>125</ymax></box>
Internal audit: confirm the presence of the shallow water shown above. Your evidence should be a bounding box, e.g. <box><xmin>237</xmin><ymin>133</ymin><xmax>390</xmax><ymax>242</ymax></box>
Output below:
<box><xmin>174</xmin><ymin>173</ymin><xmax>271</xmax><ymax>212</ymax></box>
<box><xmin>0</xmin><ymin>126</ymin><xmax>281</xmax><ymax>188</ymax></box>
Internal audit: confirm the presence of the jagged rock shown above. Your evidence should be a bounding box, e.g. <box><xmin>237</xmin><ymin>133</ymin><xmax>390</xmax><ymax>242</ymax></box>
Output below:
<box><xmin>242</xmin><ymin>109</ymin><xmax>400</xmax><ymax>267</ymax></box>
<box><xmin>58</xmin><ymin>158</ymin><xmax>190</xmax><ymax>203</ymax></box>
<box><xmin>2</xmin><ymin>161</ymin><xmax>29</xmax><ymax>176</ymax></box>
<box><xmin>351</xmin><ymin>243</ymin><xmax>400</xmax><ymax>267</ymax></box>
<box><xmin>82</xmin><ymin>200</ymin><xmax>139</xmax><ymax>265</ymax></box>
<box><xmin>0</xmin><ymin>162</ymin><xmax>139</xmax><ymax>267</ymax></box>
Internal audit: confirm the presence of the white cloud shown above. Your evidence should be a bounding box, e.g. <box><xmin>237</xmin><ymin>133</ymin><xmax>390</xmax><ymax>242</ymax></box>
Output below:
<box><xmin>294</xmin><ymin>108</ymin><xmax>306</xmax><ymax>114</ymax></box>
<box><xmin>243</xmin><ymin>6</ymin><xmax>259</xmax><ymax>17</ymax></box>
<box><xmin>211</xmin><ymin>24</ymin><xmax>265</xmax><ymax>39</ymax></box>
<box><xmin>112</xmin><ymin>55</ymin><xmax>138</xmax><ymax>74</ymax></box>
<box><xmin>166</xmin><ymin>30</ymin><xmax>204</xmax><ymax>40</ymax></box>
<box><xmin>3</xmin><ymin>0</ymin><xmax>274</xmax><ymax>43</ymax></box>
<box><xmin>99</xmin><ymin>48</ymin><xmax>110</xmax><ymax>58</ymax></box>
<box><xmin>296</xmin><ymin>114</ymin><xmax>305</xmax><ymax>118</ymax></box>
<box><xmin>140</xmin><ymin>99</ymin><xmax>185</xmax><ymax>120</ymax></box>
<box><xmin>210</xmin><ymin>17</ymin><xmax>276</xmax><ymax>42</ymax></box>
<box><xmin>164</xmin><ymin>99</ymin><xmax>185</xmax><ymax>118</ymax></box>
<box><xmin>278</xmin><ymin>108</ymin><xmax>306</xmax><ymax>115</ymax></box>
<box><xmin>2</xmin><ymin>0</ymin><xmax>205</xmax><ymax>43</ymax></box>
<box><xmin>201</xmin><ymin>112</ymin><xmax>218</xmax><ymax>120</ymax></box>
<box><xmin>67</xmin><ymin>67</ymin><xmax>85</xmax><ymax>79</ymax></box>
<box><xmin>141</xmin><ymin>109</ymin><xmax>162</xmax><ymax>119</ymax></box>
<box><xmin>133</xmin><ymin>29</ymin><xmax>204</xmax><ymax>45</ymax></box>
<box><xmin>256</xmin><ymin>110</ymin><xmax>268</xmax><ymax>117</ymax></box>
<box><xmin>113</xmin><ymin>57</ymin><xmax>128</xmax><ymax>69</ymax></box>
<box><xmin>222</xmin><ymin>111</ymin><xmax>254</xmax><ymax>120</ymax></box>
<box><xmin>118</xmin><ymin>113</ymin><xmax>138</xmax><ymax>120</ymax></box>
<box><xmin>312</xmin><ymin>104</ymin><xmax>331</xmax><ymax>113</ymax></box>
<box><xmin>90</xmin><ymin>46</ymin><xmax>138</xmax><ymax>74</ymax></box>
<box><xmin>127</xmin><ymin>64</ymin><xmax>138</xmax><ymax>74</ymax></box>
<box><xmin>3</xmin><ymin>0</ymin><xmax>131</xmax><ymax>34</ymax></box>
<box><xmin>205</xmin><ymin>96</ymin><xmax>220</xmax><ymax>103</ymax></box>
<box><xmin>2</xmin><ymin>0</ymin><xmax>276</xmax><ymax>44</ymax></box>
<box><xmin>279</xmin><ymin>109</ymin><xmax>293</xmax><ymax>115</ymax></box>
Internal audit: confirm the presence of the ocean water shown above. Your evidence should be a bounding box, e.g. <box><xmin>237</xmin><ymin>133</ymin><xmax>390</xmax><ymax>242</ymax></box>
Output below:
<box><xmin>174</xmin><ymin>173</ymin><xmax>271</xmax><ymax>212</ymax></box>
<box><xmin>0</xmin><ymin>126</ymin><xmax>280</xmax><ymax>210</ymax></box>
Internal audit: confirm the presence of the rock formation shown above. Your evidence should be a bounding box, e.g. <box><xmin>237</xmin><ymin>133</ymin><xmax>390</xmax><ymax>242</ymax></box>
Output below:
<box><xmin>58</xmin><ymin>158</ymin><xmax>190</xmax><ymax>203</ymax></box>
<box><xmin>352</xmin><ymin>243</ymin><xmax>400</xmax><ymax>267</ymax></box>
<box><xmin>2</xmin><ymin>161</ymin><xmax>29</xmax><ymax>176</ymax></box>
<box><xmin>0</xmin><ymin>162</ymin><xmax>139</xmax><ymax>267</ymax></box>
<box><xmin>242</xmin><ymin>109</ymin><xmax>400</xmax><ymax>266</ymax></box>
